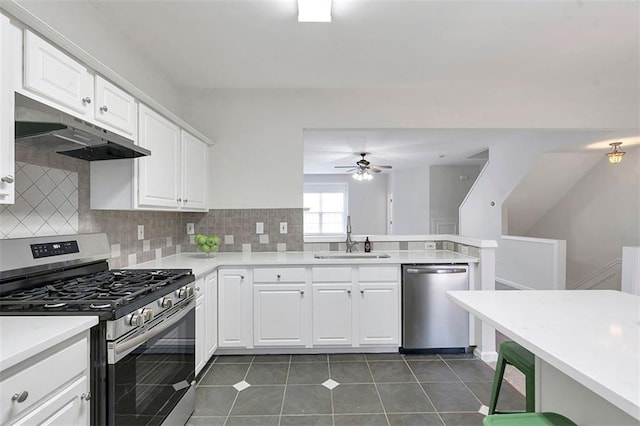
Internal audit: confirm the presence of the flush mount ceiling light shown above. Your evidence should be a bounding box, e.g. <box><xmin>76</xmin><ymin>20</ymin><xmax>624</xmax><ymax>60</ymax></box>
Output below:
<box><xmin>352</xmin><ymin>169</ymin><xmax>373</xmax><ymax>181</ymax></box>
<box><xmin>298</xmin><ymin>0</ymin><xmax>332</xmax><ymax>22</ymax></box>
<box><xmin>606</xmin><ymin>142</ymin><xmax>625</xmax><ymax>164</ymax></box>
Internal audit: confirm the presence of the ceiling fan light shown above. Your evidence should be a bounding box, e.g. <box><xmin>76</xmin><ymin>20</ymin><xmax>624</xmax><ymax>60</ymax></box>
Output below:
<box><xmin>298</xmin><ymin>0</ymin><xmax>332</xmax><ymax>22</ymax></box>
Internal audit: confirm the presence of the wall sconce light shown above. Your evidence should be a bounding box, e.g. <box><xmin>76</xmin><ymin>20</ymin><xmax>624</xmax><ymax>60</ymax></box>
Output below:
<box><xmin>606</xmin><ymin>142</ymin><xmax>625</xmax><ymax>164</ymax></box>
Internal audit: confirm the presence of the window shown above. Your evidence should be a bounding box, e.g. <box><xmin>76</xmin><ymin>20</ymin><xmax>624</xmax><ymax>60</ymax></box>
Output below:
<box><xmin>303</xmin><ymin>183</ymin><xmax>348</xmax><ymax>235</ymax></box>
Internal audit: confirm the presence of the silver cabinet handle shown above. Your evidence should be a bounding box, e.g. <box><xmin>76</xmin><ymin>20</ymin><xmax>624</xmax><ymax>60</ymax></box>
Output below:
<box><xmin>300</xmin><ymin>290</ymin><xmax>305</xmax><ymax>296</ymax></box>
<box><xmin>277</xmin><ymin>274</ymin><xmax>281</xmax><ymax>279</ymax></box>
<box><xmin>240</xmin><ymin>275</ymin><xmax>245</xmax><ymax>280</ymax></box>
<box><xmin>177</xmin><ymin>198</ymin><xmax>182</xmax><ymax>202</ymax></box>
<box><xmin>1</xmin><ymin>175</ymin><xmax>14</xmax><ymax>184</ymax></box>
<box><xmin>81</xmin><ymin>392</ymin><xmax>91</xmax><ymax>401</ymax></box>
<box><xmin>347</xmin><ymin>290</ymin><xmax>351</xmax><ymax>295</ymax></box>
<box><xmin>360</xmin><ymin>290</ymin><xmax>365</xmax><ymax>295</ymax></box>
<box><xmin>100</xmin><ymin>105</ymin><xmax>108</xmax><ymax>113</ymax></box>
<box><xmin>12</xmin><ymin>391</ymin><xmax>28</xmax><ymax>403</ymax></box>
<box><xmin>82</xmin><ymin>97</ymin><xmax>91</xmax><ymax>104</ymax></box>
<box><xmin>184</xmin><ymin>199</ymin><xmax>188</xmax><ymax>203</ymax></box>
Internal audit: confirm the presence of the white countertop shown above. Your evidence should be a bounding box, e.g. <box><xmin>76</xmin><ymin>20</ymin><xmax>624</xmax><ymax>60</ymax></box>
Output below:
<box><xmin>447</xmin><ymin>290</ymin><xmax>640</xmax><ymax>420</ymax></box>
<box><xmin>0</xmin><ymin>316</ymin><xmax>98</xmax><ymax>371</ymax></box>
<box><xmin>130</xmin><ymin>250</ymin><xmax>478</xmax><ymax>277</ymax></box>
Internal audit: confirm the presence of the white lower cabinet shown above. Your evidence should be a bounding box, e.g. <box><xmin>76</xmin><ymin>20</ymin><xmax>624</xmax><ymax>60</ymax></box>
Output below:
<box><xmin>218</xmin><ymin>269</ymin><xmax>250</xmax><ymax>348</ymax></box>
<box><xmin>216</xmin><ymin>265</ymin><xmax>400</xmax><ymax>351</ymax></box>
<box><xmin>195</xmin><ymin>278</ymin><xmax>206</xmax><ymax>375</ymax></box>
<box><xmin>312</xmin><ymin>284</ymin><xmax>352</xmax><ymax>345</ymax></box>
<box><xmin>205</xmin><ymin>271</ymin><xmax>218</xmax><ymax>360</ymax></box>
<box><xmin>253</xmin><ymin>284</ymin><xmax>307</xmax><ymax>346</ymax></box>
<box><xmin>0</xmin><ymin>332</ymin><xmax>90</xmax><ymax>425</ymax></box>
<box><xmin>358</xmin><ymin>283</ymin><xmax>400</xmax><ymax>345</ymax></box>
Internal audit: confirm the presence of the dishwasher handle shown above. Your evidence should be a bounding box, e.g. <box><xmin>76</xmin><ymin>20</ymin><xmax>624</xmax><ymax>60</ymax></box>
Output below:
<box><xmin>405</xmin><ymin>266</ymin><xmax>468</xmax><ymax>274</ymax></box>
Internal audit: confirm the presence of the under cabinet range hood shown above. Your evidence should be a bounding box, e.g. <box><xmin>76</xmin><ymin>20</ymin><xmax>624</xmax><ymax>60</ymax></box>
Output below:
<box><xmin>14</xmin><ymin>95</ymin><xmax>150</xmax><ymax>161</ymax></box>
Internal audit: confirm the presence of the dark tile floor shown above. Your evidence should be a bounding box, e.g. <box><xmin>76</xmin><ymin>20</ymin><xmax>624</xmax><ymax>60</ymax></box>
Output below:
<box><xmin>188</xmin><ymin>353</ymin><xmax>524</xmax><ymax>426</ymax></box>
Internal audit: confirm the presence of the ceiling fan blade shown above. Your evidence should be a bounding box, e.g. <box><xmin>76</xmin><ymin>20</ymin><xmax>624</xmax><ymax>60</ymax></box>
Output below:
<box><xmin>372</xmin><ymin>165</ymin><xmax>392</xmax><ymax>169</ymax></box>
<box><xmin>369</xmin><ymin>167</ymin><xmax>382</xmax><ymax>173</ymax></box>
<box><xmin>335</xmin><ymin>165</ymin><xmax>357</xmax><ymax>168</ymax></box>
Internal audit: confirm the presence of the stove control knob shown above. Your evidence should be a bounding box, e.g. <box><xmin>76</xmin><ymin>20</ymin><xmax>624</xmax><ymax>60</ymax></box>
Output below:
<box><xmin>176</xmin><ymin>287</ymin><xmax>187</xmax><ymax>299</ymax></box>
<box><xmin>128</xmin><ymin>313</ymin><xmax>144</xmax><ymax>327</ymax></box>
<box><xmin>159</xmin><ymin>297</ymin><xmax>173</xmax><ymax>309</ymax></box>
<box><xmin>186</xmin><ymin>287</ymin><xmax>195</xmax><ymax>297</ymax></box>
<box><xmin>141</xmin><ymin>308</ymin><xmax>153</xmax><ymax>322</ymax></box>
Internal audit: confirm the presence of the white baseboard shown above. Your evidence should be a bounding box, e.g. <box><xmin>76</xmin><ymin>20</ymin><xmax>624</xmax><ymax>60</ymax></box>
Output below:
<box><xmin>475</xmin><ymin>347</ymin><xmax>498</xmax><ymax>362</ymax></box>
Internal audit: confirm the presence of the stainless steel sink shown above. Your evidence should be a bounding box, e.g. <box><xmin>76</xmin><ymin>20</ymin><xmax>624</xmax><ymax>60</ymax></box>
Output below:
<box><xmin>313</xmin><ymin>253</ymin><xmax>390</xmax><ymax>259</ymax></box>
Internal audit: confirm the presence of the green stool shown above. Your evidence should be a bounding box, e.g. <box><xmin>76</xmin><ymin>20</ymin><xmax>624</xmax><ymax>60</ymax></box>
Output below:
<box><xmin>483</xmin><ymin>412</ymin><xmax>577</xmax><ymax>426</ymax></box>
<box><xmin>489</xmin><ymin>341</ymin><xmax>535</xmax><ymax>414</ymax></box>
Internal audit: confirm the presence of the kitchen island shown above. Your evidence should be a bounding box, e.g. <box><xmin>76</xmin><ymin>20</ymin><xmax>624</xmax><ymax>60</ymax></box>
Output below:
<box><xmin>447</xmin><ymin>290</ymin><xmax>640</xmax><ymax>425</ymax></box>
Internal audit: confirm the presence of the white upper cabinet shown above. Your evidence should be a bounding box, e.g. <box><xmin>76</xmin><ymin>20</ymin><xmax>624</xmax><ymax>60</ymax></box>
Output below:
<box><xmin>181</xmin><ymin>131</ymin><xmax>208</xmax><ymax>210</ymax></box>
<box><xmin>137</xmin><ymin>104</ymin><xmax>181</xmax><ymax>208</ymax></box>
<box><xmin>23</xmin><ymin>30</ymin><xmax>93</xmax><ymax>116</ymax></box>
<box><xmin>94</xmin><ymin>76</ymin><xmax>136</xmax><ymax>136</ymax></box>
<box><xmin>23</xmin><ymin>30</ymin><xmax>137</xmax><ymax>138</ymax></box>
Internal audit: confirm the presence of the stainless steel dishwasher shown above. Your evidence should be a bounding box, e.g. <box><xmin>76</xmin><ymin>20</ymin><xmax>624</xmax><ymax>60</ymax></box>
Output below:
<box><xmin>401</xmin><ymin>264</ymin><xmax>469</xmax><ymax>353</ymax></box>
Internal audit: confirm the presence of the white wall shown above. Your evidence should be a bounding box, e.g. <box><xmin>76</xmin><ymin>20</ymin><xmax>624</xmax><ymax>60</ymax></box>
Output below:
<box><xmin>304</xmin><ymin>174</ymin><xmax>388</xmax><ymax>235</ymax></box>
<box><xmin>430</xmin><ymin>165</ymin><xmax>482</xmax><ymax>231</ymax></box>
<box><xmin>389</xmin><ymin>167</ymin><xmax>429</xmax><ymax>235</ymax></box>
<box><xmin>526</xmin><ymin>147</ymin><xmax>640</xmax><ymax>287</ymax></box>
<box><xmin>9</xmin><ymin>1</ymin><xmax>183</xmax><ymax>117</ymax></box>
<box><xmin>180</xmin><ymin>85</ymin><xmax>638</xmax><ymax>210</ymax></box>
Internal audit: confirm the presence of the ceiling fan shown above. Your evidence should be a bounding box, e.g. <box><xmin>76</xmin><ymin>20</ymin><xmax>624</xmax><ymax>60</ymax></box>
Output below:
<box><xmin>334</xmin><ymin>152</ymin><xmax>393</xmax><ymax>174</ymax></box>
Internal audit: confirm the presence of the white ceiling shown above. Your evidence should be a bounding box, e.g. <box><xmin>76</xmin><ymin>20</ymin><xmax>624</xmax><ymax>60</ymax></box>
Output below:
<box><xmin>88</xmin><ymin>0</ymin><xmax>639</xmax><ymax>90</ymax></box>
<box><xmin>84</xmin><ymin>0</ymin><xmax>639</xmax><ymax>172</ymax></box>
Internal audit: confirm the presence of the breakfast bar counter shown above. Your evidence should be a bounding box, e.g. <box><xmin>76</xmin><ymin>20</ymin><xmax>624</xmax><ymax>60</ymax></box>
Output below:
<box><xmin>447</xmin><ymin>290</ymin><xmax>640</xmax><ymax>425</ymax></box>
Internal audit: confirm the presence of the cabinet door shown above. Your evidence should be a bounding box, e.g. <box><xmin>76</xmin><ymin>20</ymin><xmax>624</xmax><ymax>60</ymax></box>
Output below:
<box><xmin>195</xmin><ymin>293</ymin><xmax>206</xmax><ymax>376</ymax></box>
<box><xmin>358</xmin><ymin>283</ymin><xmax>399</xmax><ymax>345</ymax></box>
<box><xmin>13</xmin><ymin>376</ymin><xmax>89</xmax><ymax>426</ymax></box>
<box><xmin>0</xmin><ymin>14</ymin><xmax>15</xmax><ymax>204</ymax></box>
<box><xmin>253</xmin><ymin>284</ymin><xmax>306</xmax><ymax>346</ymax></box>
<box><xmin>94</xmin><ymin>76</ymin><xmax>136</xmax><ymax>136</ymax></box>
<box><xmin>23</xmin><ymin>30</ymin><xmax>93</xmax><ymax>116</ymax></box>
<box><xmin>205</xmin><ymin>271</ymin><xmax>218</xmax><ymax>359</ymax></box>
<box><xmin>312</xmin><ymin>284</ymin><xmax>352</xmax><ymax>345</ymax></box>
<box><xmin>180</xmin><ymin>131</ymin><xmax>208</xmax><ymax>211</ymax></box>
<box><xmin>218</xmin><ymin>269</ymin><xmax>249</xmax><ymax>347</ymax></box>
<box><xmin>137</xmin><ymin>104</ymin><xmax>180</xmax><ymax>208</ymax></box>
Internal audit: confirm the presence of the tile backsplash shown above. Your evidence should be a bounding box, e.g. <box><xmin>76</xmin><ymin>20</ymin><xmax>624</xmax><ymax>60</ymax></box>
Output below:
<box><xmin>2</xmin><ymin>146</ymin><xmax>304</xmax><ymax>267</ymax></box>
<box><xmin>0</xmin><ymin>161</ymin><xmax>79</xmax><ymax>238</ymax></box>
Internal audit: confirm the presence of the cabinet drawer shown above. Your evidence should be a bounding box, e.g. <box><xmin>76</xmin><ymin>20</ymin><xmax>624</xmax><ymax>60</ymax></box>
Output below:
<box><xmin>0</xmin><ymin>337</ymin><xmax>87</xmax><ymax>424</ymax></box>
<box><xmin>312</xmin><ymin>267</ymin><xmax>352</xmax><ymax>282</ymax></box>
<box><xmin>359</xmin><ymin>266</ymin><xmax>398</xmax><ymax>282</ymax></box>
<box><xmin>253</xmin><ymin>268</ymin><xmax>306</xmax><ymax>283</ymax></box>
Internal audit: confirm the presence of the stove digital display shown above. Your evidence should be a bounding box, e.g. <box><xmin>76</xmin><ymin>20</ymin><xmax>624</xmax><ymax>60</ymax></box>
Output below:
<box><xmin>30</xmin><ymin>240</ymin><xmax>79</xmax><ymax>259</ymax></box>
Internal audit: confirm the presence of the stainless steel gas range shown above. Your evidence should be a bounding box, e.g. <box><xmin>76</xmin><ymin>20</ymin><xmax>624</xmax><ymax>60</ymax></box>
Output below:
<box><xmin>0</xmin><ymin>233</ymin><xmax>196</xmax><ymax>425</ymax></box>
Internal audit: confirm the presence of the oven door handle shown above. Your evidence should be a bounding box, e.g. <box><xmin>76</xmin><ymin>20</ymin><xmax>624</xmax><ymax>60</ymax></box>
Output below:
<box><xmin>110</xmin><ymin>300</ymin><xmax>193</xmax><ymax>363</ymax></box>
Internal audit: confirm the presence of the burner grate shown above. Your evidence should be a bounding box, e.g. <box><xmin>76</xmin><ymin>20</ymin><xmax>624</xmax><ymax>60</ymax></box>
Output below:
<box><xmin>0</xmin><ymin>269</ymin><xmax>192</xmax><ymax>313</ymax></box>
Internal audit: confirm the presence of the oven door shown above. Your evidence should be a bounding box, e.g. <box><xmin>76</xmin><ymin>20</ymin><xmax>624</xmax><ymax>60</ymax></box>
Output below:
<box><xmin>107</xmin><ymin>300</ymin><xmax>195</xmax><ymax>425</ymax></box>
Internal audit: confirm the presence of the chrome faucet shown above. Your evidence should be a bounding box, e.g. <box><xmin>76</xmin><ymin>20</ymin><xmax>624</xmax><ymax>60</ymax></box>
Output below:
<box><xmin>345</xmin><ymin>215</ymin><xmax>358</xmax><ymax>253</ymax></box>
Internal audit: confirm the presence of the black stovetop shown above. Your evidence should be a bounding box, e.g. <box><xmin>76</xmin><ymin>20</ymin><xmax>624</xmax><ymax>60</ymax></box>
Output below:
<box><xmin>0</xmin><ymin>268</ymin><xmax>193</xmax><ymax>319</ymax></box>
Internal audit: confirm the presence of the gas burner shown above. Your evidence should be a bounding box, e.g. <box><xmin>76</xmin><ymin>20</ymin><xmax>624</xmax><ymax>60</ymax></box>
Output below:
<box><xmin>44</xmin><ymin>302</ymin><xmax>67</xmax><ymax>308</ymax></box>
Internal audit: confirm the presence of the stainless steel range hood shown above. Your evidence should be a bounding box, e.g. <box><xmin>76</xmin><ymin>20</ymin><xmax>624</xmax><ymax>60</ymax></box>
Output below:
<box><xmin>14</xmin><ymin>94</ymin><xmax>150</xmax><ymax>161</ymax></box>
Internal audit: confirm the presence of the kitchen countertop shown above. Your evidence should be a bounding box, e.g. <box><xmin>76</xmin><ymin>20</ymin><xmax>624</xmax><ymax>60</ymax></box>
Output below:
<box><xmin>447</xmin><ymin>290</ymin><xmax>640</xmax><ymax>421</ymax></box>
<box><xmin>0</xmin><ymin>316</ymin><xmax>98</xmax><ymax>371</ymax></box>
<box><xmin>130</xmin><ymin>250</ymin><xmax>478</xmax><ymax>277</ymax></box>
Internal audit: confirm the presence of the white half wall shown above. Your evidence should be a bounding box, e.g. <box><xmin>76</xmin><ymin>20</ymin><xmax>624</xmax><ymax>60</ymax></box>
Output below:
<box><xmin>621</xmin><ymin>247</ymin><xmax>640</xmax><ymax>295</ymax></box>
<box><xmin>496</xmin><ymin>236</ymin><xmax>567</xmax><ymax>290</ymax></box>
